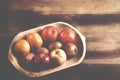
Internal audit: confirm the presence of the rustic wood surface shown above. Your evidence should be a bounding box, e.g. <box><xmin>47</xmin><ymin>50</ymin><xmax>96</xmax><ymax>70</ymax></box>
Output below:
<box><xmin>1</xmin><ymin>0</ymin><xmax>120</xmax><ymax>14</ymax></box>
<box><xmin>5</xmin><ymin>0</ymin><xmax>120</xmax><ymax>14</ymax></box>
<box><xmin>0</xmin><ymin>0</ymin><xmax>120</xmax><ymax>80</ymax></box>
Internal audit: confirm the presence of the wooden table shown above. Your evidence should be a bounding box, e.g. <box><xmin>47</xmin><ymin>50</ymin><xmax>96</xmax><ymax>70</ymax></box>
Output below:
<box><xmin>0</xmin><ymin>0</ymin><xmax>120</xmax><ymax>80</ymax></box>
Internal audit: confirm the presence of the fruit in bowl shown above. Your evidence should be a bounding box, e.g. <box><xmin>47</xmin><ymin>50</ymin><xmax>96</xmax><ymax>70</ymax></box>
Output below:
<box><xmin>34</xmin><ymin>52</ymin><xmax>51</xmax><ymax>64</ymax></box>
<box><xmin>50</xmin><ymin>49</ymin><xmax>67</xmax><ymax>65</ymax></box>
<box><xmin>63</xmin><ymin>43</ymin><xmax>78</xmax><ymax>58</ymax></box>
<box><xmin>59</xmin><ymin>27</ymin><xmax>77</xmax><ymax>43</ymax></box>
<box><xmin>40</xmin><ymin>26</ymin><xmax>59</xmax><ymax>42</ymax></box>
<box><xmin>48</xmin><ymin>41</ymin><xmax>62</xmax><ymax>51</ymax></box>
<box><xmin>26</xmin><ymin>32</ymin><xmax>43</xmax><ymax>48</ymax></box>
<box><xmin>14</xmin><ymin>39</ymin><xmax>30</xmax><ymax>56</ymax></box>
<box><xmin>8</xmin><ymin>22</ymin><xmax>86</xmax><ymax>78</ymax></box>
<box><xmin>25</xmin><ymin>52</ymin><xmax>35</xmax><ymax>62</ymax></box>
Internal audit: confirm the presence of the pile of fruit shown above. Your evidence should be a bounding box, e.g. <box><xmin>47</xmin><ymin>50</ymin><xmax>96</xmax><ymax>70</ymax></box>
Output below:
<box><xmin>13</xmin><ymin>25</ymin><xmax>79</xmax><ymax>70</ymax></box>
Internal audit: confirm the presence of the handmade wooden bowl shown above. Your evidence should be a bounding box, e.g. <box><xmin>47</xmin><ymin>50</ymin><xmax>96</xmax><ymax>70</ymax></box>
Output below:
<box><xmin>8</xmin><ymin>22</ymin><xmax>86</xmax><ymax>78</ymax></box>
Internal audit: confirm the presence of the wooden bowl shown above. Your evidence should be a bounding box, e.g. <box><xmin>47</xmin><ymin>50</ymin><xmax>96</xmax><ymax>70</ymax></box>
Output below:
<box><xmin>8</xmin><ymin>22</ymin><xmax>86</xmax><ymax>78</ymax></box>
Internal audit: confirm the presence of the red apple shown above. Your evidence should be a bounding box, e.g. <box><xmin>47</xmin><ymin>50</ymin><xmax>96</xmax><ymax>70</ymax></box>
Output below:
<box><xmin>63</xmin><ymin>43</ymin><xmax>78</xmax><ymax>57</ymax></box>
<box><xmin>59</xmin><ymin>27</ymin><xmax>76</xmax><ymax>43</ymax></box>
<box><xmin>34</xmin><ymin>52</ymin><xmax>50</xmax><ymax>64</ymax></box>
<box><xmin>40</xmin><ymin>26</ymin><xmax>58</xmax><ymax>42</ymax></box>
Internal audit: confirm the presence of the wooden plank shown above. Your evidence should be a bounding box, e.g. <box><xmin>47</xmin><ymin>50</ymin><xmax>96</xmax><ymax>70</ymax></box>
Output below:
<box><xmin>76</xmin><ymin>22</ymin><xmax>120</xmax><ymax>64</ymax></box>
<box><xmin>3</xmin><ymin>0</ymin><xmax>120</xmax><ymax>14</ymax></box>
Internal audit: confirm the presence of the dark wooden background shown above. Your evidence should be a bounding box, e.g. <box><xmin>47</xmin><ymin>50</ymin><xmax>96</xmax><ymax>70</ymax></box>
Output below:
<box><xmin>0</xmin><ymin>0</ymin><xmax>120</xmax><ymax>80</ymax></box>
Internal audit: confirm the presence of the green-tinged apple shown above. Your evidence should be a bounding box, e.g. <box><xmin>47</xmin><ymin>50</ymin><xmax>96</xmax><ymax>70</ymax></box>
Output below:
<box><xmin>50</xmin><ymin>49</ymin><xmax>67</xmax><ymax>65</ymax></box>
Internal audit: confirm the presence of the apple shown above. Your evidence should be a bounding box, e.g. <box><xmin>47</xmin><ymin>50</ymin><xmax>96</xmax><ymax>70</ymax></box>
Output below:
<box><xmin>26</xmin><ymin>32</ymin><xmax>43</xmax><ymax>48</ymax></box>
<box><xmin>25</xmin><ymin>52</ymin><xmax>35</xmax><ymax>62</ymax></box>
<box><xmin>14</xmin><ymin>39</ymin><xmax>30</xmax><ymax>56</ymax></box>
<box><xmin>37</xmin><ymin>47</ymin><xmax>49</xmax><ymax>54</ymax></box>
<box><xmin>59</xmin><ymin>27</ymin><xmax>76</xmax><ymax>43</ymax></box>
<box><xmin>40</xmin><ymin>26</ymin><xmax>58</xmax><ymax>42</ymax></box>
<box><xmin>48</xmin><ymin>41</ymin><xmax>62</xmax><ymax>51</ymax></box>
<box><xmin>34</xmin><ymin>52</ymin><xmax>50</xmax><ymax>64</ymax></box>
<box><xmin>63</xmin><ymin>43</ymin><xmax>78</xmax><ymax>57</ymax></box>
<box><xmin>50</xmin><ymin>49</ymin><xmax>67</xmax><ymax>65</ymax></box>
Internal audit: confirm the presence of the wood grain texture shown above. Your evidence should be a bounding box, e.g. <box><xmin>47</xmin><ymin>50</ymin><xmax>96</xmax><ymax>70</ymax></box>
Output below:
<box><xmin>0</xmin><ymin>12</ymin><xmax>120</xmax><ymax>64</ymax></box>
<box><xmin>0</xmin><ymin>1</ymin><xmax>120</xmax><ymax>79</ymax></box>
<box><xmin>2</xmin><ymin>0</ymin><xmax>120</xmax><ymax>14</ymax></box>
